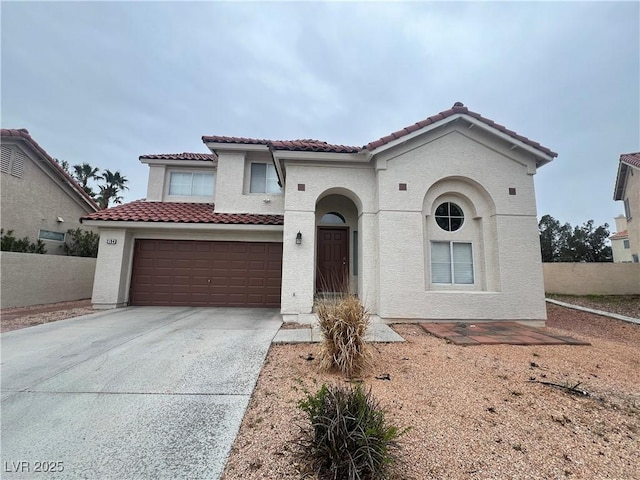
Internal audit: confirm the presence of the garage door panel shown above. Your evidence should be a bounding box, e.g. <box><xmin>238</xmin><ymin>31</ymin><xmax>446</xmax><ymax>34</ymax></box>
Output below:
<box><xmin>130</xmin><ymin>240</ymin><xmax>282</xmax><ymax>307</ymax></box>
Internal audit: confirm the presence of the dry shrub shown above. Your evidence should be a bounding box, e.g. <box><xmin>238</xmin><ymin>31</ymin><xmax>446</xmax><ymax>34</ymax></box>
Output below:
<box><xmin>316</xmin><ymin>294</ymin><xmax>371</xmax><ymax>377</ymax></box>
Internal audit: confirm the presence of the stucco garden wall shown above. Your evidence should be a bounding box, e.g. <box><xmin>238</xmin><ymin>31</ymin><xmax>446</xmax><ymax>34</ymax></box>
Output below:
<box><xmin>0</xmin><ymin>252</ymin><xmax>96</xmax><ymax>308</ymax></box>
<box><xmin>543</xmin><ymin>263</ymin><xmax>640</xmax><ymax>295</ymax></box>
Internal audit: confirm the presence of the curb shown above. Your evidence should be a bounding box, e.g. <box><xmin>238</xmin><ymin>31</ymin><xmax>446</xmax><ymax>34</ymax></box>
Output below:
<box><xmin>545</xmin><ymin>298</ymin><xmax>640</xmax><ymax>326</ymax></box>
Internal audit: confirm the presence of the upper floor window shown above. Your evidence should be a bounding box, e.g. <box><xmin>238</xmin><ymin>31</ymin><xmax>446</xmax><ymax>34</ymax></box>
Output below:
<box><xmin>250</xmin><ymin>163</ymin><xmax>280</xmax><ymax>194</ymax></box>
<box><xmin>624</xmin><ymin>239</ymin><xmax>630</xmax><ymax>249</ymax></box>
<box><xmin>624</xmin><ymin>198</ymin><xmax>632</xmax><ymax>220</ymax></box>
<box><xmin>435</xmin><ymin>202</ymin><xmax>464</xmax><ymax>232</ymax></box>
<box><xmin>1</xmin><ymin>145</ymin><xmax>25</xmax><ymax>178</ymax></box>
<box><xmin>169</xmin><ymin>172</ymin><xmax>214</xmax><ymax>197</ymax></box>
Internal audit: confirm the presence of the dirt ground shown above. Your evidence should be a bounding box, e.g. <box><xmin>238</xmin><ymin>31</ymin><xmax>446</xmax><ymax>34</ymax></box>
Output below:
<box><xmin>0</xmin><ymin>299</ymin><xmax>95</xmax><ymax>333</ymax></box>
<box><xmin>223</xmin><ymin>304</ymin><xmax>640</xmax><ymax>479</ymax></box>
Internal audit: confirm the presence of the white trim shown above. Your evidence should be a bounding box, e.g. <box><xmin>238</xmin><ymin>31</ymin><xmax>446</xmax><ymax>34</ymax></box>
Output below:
<box><xmin>140</xmin><ymin>158</ymin><xmax>216</xmax><ymax>167</ymax></box>
<box><xmin>367</xmin><ymin>113</ymin><xmax>555</xmax><ymax>165</ymax></box>
<box><xmin>205</xmin><ymin>142</ymin><xmax>270</xmax><ymax>153</ymax></box>
<box><xmin>273</xmin><ymin>151</ymin><xmax>367</xmax><ymax>162</ymax></box>
<box><xmin>81</xmin><ymin>220</ymin><xmax>283</xmax><ymax>231</ymax></box>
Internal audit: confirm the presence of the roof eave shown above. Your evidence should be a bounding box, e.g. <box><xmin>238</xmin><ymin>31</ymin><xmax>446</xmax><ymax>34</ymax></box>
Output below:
<box><xmin>80</xmin><ymin>219</ymin><xmax>284</xmax><ymax>231</ymax></box>
<box><xmin>366</xmin><ymin>114</ymin><xmax>556</xmax><ymax>165</ymax></box>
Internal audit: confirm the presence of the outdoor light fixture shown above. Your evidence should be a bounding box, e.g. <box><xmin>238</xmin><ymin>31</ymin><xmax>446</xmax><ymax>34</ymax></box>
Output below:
<box><xmin>296</xmin><ymin>231</ymin><xmax>302</xmax><ymax>244</ymax></box>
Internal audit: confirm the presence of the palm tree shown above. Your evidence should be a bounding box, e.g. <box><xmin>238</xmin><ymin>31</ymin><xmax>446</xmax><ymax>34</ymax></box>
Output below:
<box><xmin>73</xmin><ymin>163</ymin><xmax>100</xmax><ymax>198</ymax></box>
<box><xmin>97</xmin><ymin>169</ymin><xmax>129</xmax><ymax>209</ymax></box>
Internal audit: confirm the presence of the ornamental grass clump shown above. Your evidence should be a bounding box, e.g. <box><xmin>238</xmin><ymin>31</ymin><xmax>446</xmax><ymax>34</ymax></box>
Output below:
<box><xmin>298</xmin><ymin>383</ymin><xmax>404</xmax><ymax>480</ymax></box>
<box><xmin>316</xmin><ymin>294</ymin><xmax>371</xmax><ymax>377</ymax></box>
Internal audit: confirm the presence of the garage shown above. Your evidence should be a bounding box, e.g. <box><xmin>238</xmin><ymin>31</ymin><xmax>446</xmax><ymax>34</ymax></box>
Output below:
<box><xmin>129</xmin><ymin>240</ymin><xmax>282</xmax><ymax>307</ymax></box>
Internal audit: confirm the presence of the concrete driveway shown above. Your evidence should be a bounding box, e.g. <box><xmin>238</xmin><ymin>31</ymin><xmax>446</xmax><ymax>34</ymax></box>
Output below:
<box><xmin>1</xmin><ymin>307</ymin><xmax>282</xmax><ymax>479</ymax></box>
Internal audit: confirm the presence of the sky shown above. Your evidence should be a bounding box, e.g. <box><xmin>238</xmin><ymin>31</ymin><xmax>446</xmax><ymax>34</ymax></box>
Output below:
<box><xmin>2</xmin><ymin>1</ymin><xmax>639</xmax><ymax>232</ymax></box>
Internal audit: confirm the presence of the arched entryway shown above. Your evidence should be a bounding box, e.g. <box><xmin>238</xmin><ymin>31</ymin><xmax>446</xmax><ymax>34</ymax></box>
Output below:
<box><xmin>315</xmin><ymin>193</ymin><xmax>360</xmax><ymax>294</ymax></box>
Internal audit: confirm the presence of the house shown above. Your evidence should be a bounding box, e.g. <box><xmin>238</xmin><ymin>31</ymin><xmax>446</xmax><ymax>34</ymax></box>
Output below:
<box><xmin>1</xmin><ymin>129</ymin><xmax>99</xmax><ymax>254</ymax></box>
<box><xmin>613</xmin><ymin>152</ymin><xmax>640</xmax><ymax>263</ymax></box>
<box><xmin>81</xmin><ymin>102</ymin><xmax>557</xmax><ymax>323</ymax></box>
<box><xmin>609</xmin><ymin>215</ymin><xmax>633</xmax><ymax>263</ymax></box>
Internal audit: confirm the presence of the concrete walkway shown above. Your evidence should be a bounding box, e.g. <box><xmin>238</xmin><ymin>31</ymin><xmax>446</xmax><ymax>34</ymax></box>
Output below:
<box><xmin>273</xmin><ymin>322</ymin><xmax>404</xmax><ymax>343</ymax></box>
<box><xmin>1</xmin><ymin>307</ymin><xmax>281</xmax><ymax>479</ymax></box>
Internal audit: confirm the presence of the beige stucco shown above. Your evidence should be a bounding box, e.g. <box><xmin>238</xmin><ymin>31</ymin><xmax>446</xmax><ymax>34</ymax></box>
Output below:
<box><xmin>90</xmin><ymin>113</ymin><xmax>552</xmax><ymax>322</ymax></box>
<box><xmin>1</xmin><ymin>141</ymin><xmax>96</xmax><ymax>254</ymax></box>
<box><xmin>543</xmin><ymin>262</ymin><xmax>640</xmax><ymax>295</ymax></box>
<box><xmin>88</xmin><ymin>224</ymin><xmax>283</xmax><ymax>308</ymax></box>
<box><xmin>619</xmin><ymin>165</ymin><xmax>640</xmax><ymax>262</ymax></box>
<box><xmin>279</xmin><ymin>123</ymin><xmax>547</xmax><ymax>321</ymax></box>
<box><xmin>0</xmin><ymin>252</ymin><xmax>96</xmax><ymax>308</ymax></box>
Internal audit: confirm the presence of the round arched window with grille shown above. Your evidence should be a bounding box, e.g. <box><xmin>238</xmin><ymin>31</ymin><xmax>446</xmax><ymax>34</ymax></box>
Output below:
<box><xmin>434</xmin><ymin>202</ymin><xmax>464</xmax><ymax>231</ymax></box>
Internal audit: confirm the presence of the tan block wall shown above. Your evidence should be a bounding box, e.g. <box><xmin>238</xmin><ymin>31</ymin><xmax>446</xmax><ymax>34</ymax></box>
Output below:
<box><xmin>543</xmin><ymin>263</ymin><xmax>640</xmax><ymax>295</ymax></box>
<box><xmin>0</xmin><ymin>252</ymin><xmax>96</xmax><ymax>308</ymax></box>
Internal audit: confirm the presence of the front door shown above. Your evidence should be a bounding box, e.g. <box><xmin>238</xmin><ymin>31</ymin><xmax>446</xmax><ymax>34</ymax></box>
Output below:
<box><xmin>316</xmin><ymin>227</ymin><xmax>349</xmax><ymax>293</ymax></box>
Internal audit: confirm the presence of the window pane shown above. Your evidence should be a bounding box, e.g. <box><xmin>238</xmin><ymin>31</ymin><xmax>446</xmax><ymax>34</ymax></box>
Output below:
<box><xmin>191</xmin><ymin>173</ymin><xmax>214</xmax><ymax>196</ymax></box>
<box><xmin>624</xmin><ymin>240</ymin><xmax>630</xmax><ymax>249</ymax></box>
<box><xmin>320</xmin><ymin>212</ymin><xmax>346</xmax><ymax>224</ymax></box>
<box><xmin>265</xmin><ymin>164</ymin><xmax>281</xmax><ymax>193</ymax></box>
<box><xmin>250</xmin><ymin>163</ymin><xmax>266</xmax><ymax>193</ymax></box>
<box><xmin>353</xmin><ymin>231</ymin><xmax>358</xmax><ymax>276</ymax></box>
<box><xmin>431</xmin><ymin>242</ymin><xmax>452</xmax><ymax>283</ymax></box>
<box><xmin>453</xmin><ymin>243</ymin><xmax>473</xmax><ymax>284</ymax></box>
<box><xmin>169</xmin><ymin>172</ymin><xmax>192</xmax><ymax>196</ymax></box>
<box><xmin>434</xmin><ymin>202</ymin><xmax>464</xmax><ymax>232</ymax></box>
<box><xmin>39</xmin><ymin>230</ymin><xmax>65</xmax><ymax>241</ymax></box>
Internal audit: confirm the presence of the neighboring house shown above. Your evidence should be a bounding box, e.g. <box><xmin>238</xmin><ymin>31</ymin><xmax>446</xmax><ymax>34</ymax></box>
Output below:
<box><xmin>613</xmin><ymin>152</ymin><xmax>640</xmax><ymax>263</ymax></box>
<box><xmin>82</xmin><ymin>102</ymin><xmax>557</xmax><ymax>323</ymax></box>
<box><xmin>610</xmin><ymin>215</ymin><xmax>633</xmax><ymax>263</ymax></box>
<box><xmin>1</xmin><ymin>129</ymin><xmax>99</xmax><ymax>254</ymax></box>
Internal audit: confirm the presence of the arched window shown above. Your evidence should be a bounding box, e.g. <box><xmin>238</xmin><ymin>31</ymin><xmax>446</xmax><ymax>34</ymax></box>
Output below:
<box><xmin>320</xmin><ymin>212</ymin><xmax>346</xmax><ymax>224</ymax></box>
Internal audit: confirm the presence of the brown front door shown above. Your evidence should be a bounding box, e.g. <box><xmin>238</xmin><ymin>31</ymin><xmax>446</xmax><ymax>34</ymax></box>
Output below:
<box><xmin>316</xmin><ymin>227</ymin><xmax>349</xmax><ymax>293</ymax></box>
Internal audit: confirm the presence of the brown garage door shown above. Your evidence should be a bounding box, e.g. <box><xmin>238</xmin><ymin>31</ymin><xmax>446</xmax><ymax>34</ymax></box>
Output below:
<box><xmin>129</xmin><ymin>240</ymin><xmax>282</xmax><ymax>307</ymax></box>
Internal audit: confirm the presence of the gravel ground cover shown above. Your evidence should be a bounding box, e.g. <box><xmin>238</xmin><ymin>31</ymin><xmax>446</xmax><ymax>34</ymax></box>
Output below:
<box><xmin>222</xmin><ymin>304</ymin><xmax>639</xmax><ymax>479</ymax></box>
<box><xmin>547</xmin><ymin>294</ymin><xmax>640</xmax><ymax>319</ymax></box>
<box><xmin>0</xmin><ymin>299</ymin><xmax>94</xmax><ymax>332</ymax></box>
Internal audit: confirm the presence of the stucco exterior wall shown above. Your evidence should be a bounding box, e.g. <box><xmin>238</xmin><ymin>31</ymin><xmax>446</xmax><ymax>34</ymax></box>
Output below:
<box><xmin>278</xmin><ymin>124</ymin><xmax>547</xmax><ymax>321</ymax></box>
<box><xmin>0</xmin><ymin>252</ymin><xmax>96</xmax><ymax>308</ymax></box>
<box><xmin>214</xmin><ymin>151</ymin><xmax>284</xmax><ymax>214</ymax></box>
<box><xmin>1</xmin><ymin>143</ymin><xmax>96</xmax><ymax>254</ymax></box>
<box><xmin>89</xmin><ymin>225</ymin><xmax>284</xmax><ymax>308</ymax></box>
<box><xmin>622</xmin><ymin>166</ymin><xmax>640</xmax><ymax>261</ymax></box>
<box><xmin>543</xmin><ymin>263</ymin><xmax>640</xmax><ymax>295</ymax></box>
<box><xmin>373</xmin><ymin>127</ymin><xmax>546</xmax><ymax>320</ymax></box>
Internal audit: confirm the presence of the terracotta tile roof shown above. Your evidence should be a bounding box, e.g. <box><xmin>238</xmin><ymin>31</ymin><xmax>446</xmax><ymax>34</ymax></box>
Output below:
<box><xmin>620</xmin><ymin>152</ymin><xmax>640</xmax><ymax>168</ymax></box>
<box><xmin>1</xmin><ymin>128</ymin><xmax>99</xmax><ymax>210</ymax></box>
<box><xmin>202</xmin><ymin>136</ymin><xmax>360</xmax><ymax>154</ymax></box>
<box><xmin>139</xmin><ymin>152</ymin><xmax>217</xmax><ymax>161</ymax></box>
<box><xmin>610</xmin><ymin>230</ymin><xmax>628</xmax><ymax>240</ymax></box>
<box><xmin>81</xmin><ymin>201</ymin><xmax>284</xmax><ymax>225</ymax></box>
<box><xmin>202</xmin><ymin>103</ymin><xmax>557</xmax><ymax>158</ymax></box>
<box><xmin>364</xmin><ymin>102</ymin><xmax>558</xmax><ymax>157</ymax></box>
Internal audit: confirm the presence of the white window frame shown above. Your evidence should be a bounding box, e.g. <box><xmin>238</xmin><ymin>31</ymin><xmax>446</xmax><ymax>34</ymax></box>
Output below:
<box><xmin>168</xmin><ymin>171</ymin><xmax>215</xmax><ymax>197</ymax></box>
<box><xmin>430</xmin><ymin>241</ymin><xmax>474</xmax><ymax>285</ymax></box>
<box><xmin>249</xmin><ymin>163</ymin><xmax>281</xmax><ymax>194</ymax></box>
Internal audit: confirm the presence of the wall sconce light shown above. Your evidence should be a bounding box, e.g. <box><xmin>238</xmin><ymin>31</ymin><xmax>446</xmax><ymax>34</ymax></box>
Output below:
<box><xmin>296</xmin><ymin>231</ymin><xmax>302</xmax><ymax>245</ymax></box>
<box><xmin>56</xmin><ymin>216</ymin><xmax>65</xmax><ymax>223</ymax></box>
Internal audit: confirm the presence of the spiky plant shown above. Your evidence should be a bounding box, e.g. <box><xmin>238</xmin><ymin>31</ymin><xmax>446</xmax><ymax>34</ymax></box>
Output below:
<box><xmin>316</xmin><ymin>294</ymin><xmax>371</xmax><ymax>377</ymax></box>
